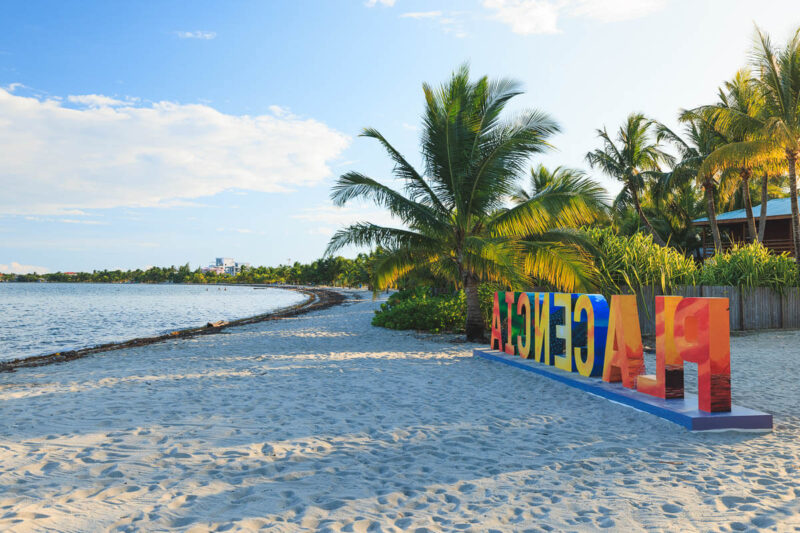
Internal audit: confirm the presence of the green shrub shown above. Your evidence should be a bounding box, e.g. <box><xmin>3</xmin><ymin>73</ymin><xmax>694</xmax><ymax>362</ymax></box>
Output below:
<box><xmin>583</xmin><ymin>227</ymin><xmax>699</xmax><ymax>295</ymax></box>
<box><xmin>478</xmin><ymin>282</ymin><xmax>504</xmax><ymax>328</ymax></box>
<box><xmin>700</xmin><ymin>242</ymin><xmax>799</xmax><ymax>290</ymax></box>
<box><xmin>372</xmin><ymin>290</ymin><xmax>466</xmax><ymax>333</ymax></box>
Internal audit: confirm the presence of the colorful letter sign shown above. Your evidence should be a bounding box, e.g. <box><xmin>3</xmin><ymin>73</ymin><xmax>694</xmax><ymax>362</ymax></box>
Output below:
<box><xmin>637</xmin><ymin>296</ymin><xmax>684</xmax><ymax>399</ymax></box>
<box><xmin>489</xmin><ymin>291</ymin><xmax>732</xmax><ymax>414</ymax></box>
<box><xmin>673</xmin><ymin>297</ymin><xmax>731</xmax><ymax>412</ymax></box>
<box><xmin>602</xmin><ymin>295</ymin><xmax>645</xmax><ymax>388</ymax></box>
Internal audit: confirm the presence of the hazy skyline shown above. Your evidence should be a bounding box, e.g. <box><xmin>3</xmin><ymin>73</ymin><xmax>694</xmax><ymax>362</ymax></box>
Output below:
<box><xmin>2</xmin><ymin>0</ymin><xmax>799</xmax><ymax>273</ymax></box>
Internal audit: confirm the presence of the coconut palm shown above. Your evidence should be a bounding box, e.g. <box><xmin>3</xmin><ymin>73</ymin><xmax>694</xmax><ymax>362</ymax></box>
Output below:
<box><xmin>716</xmin><ymin>70</ymin><xmax>765</xmax><ymax>241</ymax></box>
<box><xmin>691</xmin><ymin>69</ymin><xmax>770</xmax><ymax>242</ymax></box>
<box><xmin>698</xmin><ymin>28</ymin><xmax>800</xmax><ymax>261</ymax></box>
<box><xmin>586</xmin><ymin>114</ymin><xmax>673</xmax><ymax>246</ymax></box>
<box><xmin>657</xmin><ymin>114</ymin><xmax>728</xmax><ymax>251</ymax></box>
<box><xmin>511</xmin><ymin>164</ymin><xmax>608</xmax><ymax>209</ymax></box>
<box><xmin>326</xmin><ymin>65</ymin><xmax>605</xmax><ymax>340</ymax></box>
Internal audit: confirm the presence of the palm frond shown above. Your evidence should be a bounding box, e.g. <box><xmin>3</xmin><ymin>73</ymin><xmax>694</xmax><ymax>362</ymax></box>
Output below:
<box><xmin>330</xmin><ymin>172</ymin><xmax>448</xmax><ymax>231</ymax></box>
<box><xmin>325</xmin><ymin>223</ymin><xmax>438</xmax><ymax>256</ymax></box>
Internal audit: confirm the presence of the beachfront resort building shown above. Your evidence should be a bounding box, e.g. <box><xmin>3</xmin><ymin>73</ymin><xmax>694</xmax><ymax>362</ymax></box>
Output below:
<box><xmin>693</xmin><ymin>196</ymin><xmax>798</xmax><ymax>258</ymax></box>
<box><xmin>202</xmin><ymin>257</ymin><xmax>250</xmax><ymax>276</ymax></box>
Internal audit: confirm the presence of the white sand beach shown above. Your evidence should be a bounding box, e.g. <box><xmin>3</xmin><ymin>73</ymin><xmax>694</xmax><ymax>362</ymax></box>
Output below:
<box><xmin>1</xmin><ymin>290</ymin><xmax>799</xmax><ymax>532</ymax></box>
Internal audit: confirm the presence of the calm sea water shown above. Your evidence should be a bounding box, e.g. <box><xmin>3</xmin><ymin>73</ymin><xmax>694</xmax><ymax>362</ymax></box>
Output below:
<box><xmin>0</xmin><ymin>283</ymin><xmax>306</xmax><ymax>362</ymax></box>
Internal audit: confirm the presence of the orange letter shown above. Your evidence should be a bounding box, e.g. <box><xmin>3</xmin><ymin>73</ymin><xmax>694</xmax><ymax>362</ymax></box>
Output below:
<box><xmin>602</xmin><ymin>295</ymin><xmax>645</xmax><ymax>388</ymax></box>
<box><xmin>638</xmin><ymin>296</ymin><xmax>684</xmax><ymax>399</ymax></box>
<box><xmin>674</xmin><ymin>297</ymin><xmax>731</xmax><ymax>412</ymax></box>
<box><xmin>517</xmin><ymin>293</ymin><xmax>532</xmax><ymax>358</ymax></box>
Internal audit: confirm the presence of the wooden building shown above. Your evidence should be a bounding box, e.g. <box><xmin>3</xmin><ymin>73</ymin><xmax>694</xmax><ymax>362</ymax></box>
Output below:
<box><xmin>693</xmin><ymin>197</ymin><xmax>797</xmax><ymax>258</ymax></box>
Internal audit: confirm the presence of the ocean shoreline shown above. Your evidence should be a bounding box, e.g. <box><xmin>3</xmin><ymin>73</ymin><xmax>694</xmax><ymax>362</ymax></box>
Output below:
<box><xmin>0</xmin><ymin>285</ymin><xmax>345</xmax><ymax>373</ymax></box>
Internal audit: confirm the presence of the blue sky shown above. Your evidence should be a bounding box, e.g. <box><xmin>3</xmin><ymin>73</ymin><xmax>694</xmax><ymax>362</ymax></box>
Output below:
<box><xmin>1</xmin><ymin>0</ymin><xmax>798</xmax><ymax>273</ymax></box>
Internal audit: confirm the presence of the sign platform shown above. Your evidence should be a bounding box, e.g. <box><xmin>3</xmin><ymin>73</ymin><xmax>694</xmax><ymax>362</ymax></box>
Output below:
<box><xmin>474</xmin><ymin>348</ymin><xmax>773</xmax><ymax>431</ymax></box>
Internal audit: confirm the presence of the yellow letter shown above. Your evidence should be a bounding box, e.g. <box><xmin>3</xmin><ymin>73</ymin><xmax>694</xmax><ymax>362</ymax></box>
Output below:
<box><xmin>553</xmin><ymin>293</ymin><xmax>572</xmax><ymax>372</ymax></box>
<box><xmin>517</xmin><ymin>293</ymin><xmax>531</xmax><ymax>358</ymax></box>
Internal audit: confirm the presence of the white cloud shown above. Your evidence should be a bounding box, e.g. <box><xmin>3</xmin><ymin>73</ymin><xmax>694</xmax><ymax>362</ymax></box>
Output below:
<box><xmin>365</xmin><ymin>0</ymin><xmax>395</xmax><ymax>6</ymax></box>
<box><xmin>482</xmin><ymin>0</ymin><xmax>666</xmax><ymax>34</ymax></box>
<box><xmin>67</xmin><ymin>94</ymin><xmax>121</xmax><ymax>107</ymax></box>
<box><xmin>483</xmin><ymin>0</ymin><xmax>562</xmax><ymax>34</ymax></box>
<box><xmin>399</xmin><ymin>10</ymin><xmax>469</xmax><ymax>38</ymax></box>
<box><xmin>568</xmin><ymin>0</ymin><xmax>666</xmax><ymax>22</ymax></box>
<box><xmin>66</xmin><ymin>94</ymin><xmax>135</xmax><ymax>107</ymax></box>
<box><xmin>0</xmin><ymin>261</ymin><xmax>50</xmax><ymax>274</ymax></box>
<box><xmin>0</xmin><ymin>88</ymin><xmax>350</xmax><ymax>215</ymax></box>
<box><xmin>59</xmin><ymin>219</ymin><xmax>108</xmax><ymax>225</ymax></box>
<box><xmin>400</xmin><ymin>11</ymin><xmax>442</xmax><ymax>19</ymax></box>
<box><xmin>175</xmin><ymin>30</ymin><xmax>217</xmax><ymax>39</ymax></box>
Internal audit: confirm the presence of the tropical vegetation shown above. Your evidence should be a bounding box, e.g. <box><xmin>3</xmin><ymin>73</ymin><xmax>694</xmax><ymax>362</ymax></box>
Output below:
<box><xmin>326</xmin><ymin>65</ymin><xmax>607</xmax><ymax>340</ymax></box>
<box><xmin>3</xmin><ymin>253</ymin><xmax>382</xmax><ymax>288</ymax></box>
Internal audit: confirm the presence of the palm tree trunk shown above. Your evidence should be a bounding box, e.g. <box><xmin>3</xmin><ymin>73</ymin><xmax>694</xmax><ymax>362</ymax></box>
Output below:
<box><xmin>464</xmin><ymin>275</ymin><xmax>484</xmax><ymax>342</ymax></box>
<box><xmin>704</xmin><ymin>181</ymin><xmax>722</xmax><ymax>252</ymax></box>
<box><xmin>788</xmin><ymin>153</ymin><xmax>800</xmax><ymax>265</ymax></box>
<box><xmin>630</xmin><ymin>186</ymin><xmax>666</xmax><ymax>246</ymax></box>
<box><xmin>741</xmin><ymin>169</ymin><xmax>757</xmax><ymax>242</ymax></box>
<box><xmin>758</xmin><ymin>172</ymin><xmax>768</xmax><ymax>243</ymax></box>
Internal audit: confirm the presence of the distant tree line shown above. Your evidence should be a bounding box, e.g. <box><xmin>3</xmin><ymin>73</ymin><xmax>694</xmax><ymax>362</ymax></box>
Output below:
<box><xmin>2</xmin><ymin>252</ymin><xmax>383</xmax><ymax>288</ymax></box>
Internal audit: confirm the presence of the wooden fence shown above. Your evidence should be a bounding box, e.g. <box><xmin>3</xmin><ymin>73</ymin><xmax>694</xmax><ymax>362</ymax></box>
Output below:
<box><xmin>625</xmin><ymin>285</ymin><xmax>800</xmax><ymax>334</ymax></box>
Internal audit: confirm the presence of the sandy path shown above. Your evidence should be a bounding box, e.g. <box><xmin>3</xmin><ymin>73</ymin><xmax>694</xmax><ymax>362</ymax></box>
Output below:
<box><xmin>1</xmin><ymin>290</ymin><xmax>799</xmax><ymax>532</ymax></box>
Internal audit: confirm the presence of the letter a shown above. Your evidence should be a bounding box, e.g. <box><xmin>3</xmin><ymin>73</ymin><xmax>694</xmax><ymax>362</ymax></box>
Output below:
<box><xmin>602</xmin><ymin>295</ymin><xmax>645</xmax><ymax>388</ymax></box>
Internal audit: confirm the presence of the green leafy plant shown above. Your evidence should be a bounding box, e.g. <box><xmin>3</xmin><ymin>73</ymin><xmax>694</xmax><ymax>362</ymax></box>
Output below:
<box><xmin>699</xmin><ymin>242</ymin><xmax>799</xmax><ymax>290</ymax></box>
<box><xmin>372</xmin><ymin>290</ymin><xmax>466</xmax><ymax>333</ymax></box>
<box><xmin>583</xmin><ymin>227</ymin><xmax>699</xmax><ymax>296</ymax></box>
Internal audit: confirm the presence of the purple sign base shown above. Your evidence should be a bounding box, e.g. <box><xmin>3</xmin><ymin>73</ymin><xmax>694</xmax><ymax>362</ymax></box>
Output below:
<box><xmin>474</xmin><ymin>349</ymin><xmax>773</xmax><ymax>431</ymax></box>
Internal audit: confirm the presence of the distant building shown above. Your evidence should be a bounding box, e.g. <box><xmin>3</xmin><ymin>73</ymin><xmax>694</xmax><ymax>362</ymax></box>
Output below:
<box><xmin>202</xmin><ymin>257</ymin><xmax>250</xmax><ymax>276</ymax></box>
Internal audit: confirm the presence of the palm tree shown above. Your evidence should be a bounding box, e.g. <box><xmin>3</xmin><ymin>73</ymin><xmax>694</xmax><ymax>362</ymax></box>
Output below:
<box><xmin>586</xmin><ymin>114</ymin><xmax>673</xmax><ymax>246</ymax></box>
<box><xmin>326</xmin><ymin>65</ymin><xmax>605</xmax><ymax>341</ymax></box>
<box><xmin>658</xmin><ymin>114</ymin><xmax>728</xmax><ymax>251</ymax></box>
<box><xmin>511</xmin><ymin>164</ymin><xmax>606</xmax><ymax>208</ymax></box>
<box><xmin>718</xmin><ymin>70</ymin><xmax>765</xmax><ymax>241</ymax></box>
<box><xmin>698</xmin><ymin>28</ymin><xmax>800</xmax><ymax>261</ymax></box>
<box><xmin>692</xmin><ymin>70</ymin><xmax>767</xmax><ymax>242</ymax></box>
<box><xmin>753</xmin><ymin>28</ymin><xmax>800</xmax><ymax>258</ymax></box>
